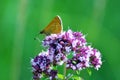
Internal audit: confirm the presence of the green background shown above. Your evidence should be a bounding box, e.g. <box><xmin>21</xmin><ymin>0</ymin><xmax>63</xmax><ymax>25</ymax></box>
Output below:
<box><xmin>0</xmin><ymin>0</ymin><xmax>120</xmax><ymax>80</ymax></box>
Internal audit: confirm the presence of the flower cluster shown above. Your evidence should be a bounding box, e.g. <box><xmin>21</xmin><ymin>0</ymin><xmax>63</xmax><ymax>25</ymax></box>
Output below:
<box><xmin>43</xmin><ymin>30</ymin><xmax>86</xmax><ymax>65</ymax></box>
<box><xmin>31</xmin><ymin>51</ymin><xmax>58</xmax><ymax>80</ymax></box>
<box><xmin>66</xmin><ymin>46</ymin><xmax>102</xmax><ymax>70</ymax></box>
<box><xmin>31</xmin><ymin>29</ymin><xmax>102</xmax><ymax>80</ymax></box>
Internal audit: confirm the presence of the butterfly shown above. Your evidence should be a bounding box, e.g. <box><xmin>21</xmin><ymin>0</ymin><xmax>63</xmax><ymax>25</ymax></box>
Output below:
<box><xmin>40</xmin><ymin>15</ymin><xmax>63</xmax><ymax>35</ymax></box>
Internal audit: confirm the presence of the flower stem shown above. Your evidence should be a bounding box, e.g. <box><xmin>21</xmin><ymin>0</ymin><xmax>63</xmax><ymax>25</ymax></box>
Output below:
<box><xmin>63</xmin><ymin>62</ymin><xmax>66</xmax><ymax>80</ymax></box>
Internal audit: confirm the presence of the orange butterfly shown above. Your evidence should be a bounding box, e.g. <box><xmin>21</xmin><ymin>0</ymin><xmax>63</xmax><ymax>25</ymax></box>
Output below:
<box><xmin>40</xmin><ymin>15</ymin><xmax>63</xmax><ymax>35</ymax></box>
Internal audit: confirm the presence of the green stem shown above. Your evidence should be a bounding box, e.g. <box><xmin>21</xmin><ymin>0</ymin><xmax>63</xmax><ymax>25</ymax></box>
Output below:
<box><xmin>63</xmin><ymin>63</ymin><xmax>66</xmax><ymax>80</ymax></box>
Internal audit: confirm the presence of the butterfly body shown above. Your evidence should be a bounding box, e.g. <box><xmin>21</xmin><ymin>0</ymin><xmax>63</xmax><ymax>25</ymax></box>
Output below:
<box><xmin>40</xmin><ymin>15</ymin><xmax>63</xmax><ymax>35</ymax></box>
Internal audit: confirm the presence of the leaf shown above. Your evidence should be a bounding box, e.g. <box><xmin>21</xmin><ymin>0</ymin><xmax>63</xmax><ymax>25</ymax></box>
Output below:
<box><xmin>66</xmin><ymin>73</ymin><xmax>73</xmax><ymax>80</ymax></box>
<box><xmin>87</xmin><ymin>68</ymin><xmax>92</xmax><ymax>76</ymax></box>
<box><xmin>76</xmin><ymin>70</ymin><xmax>81</xmax><ymax>75</ymax></box>
<box><xmin>72</xmin><ymin>75</ymin><xmax>83</xmax><ymax>80</ymax></box>
<box><xmin>72</xmin><ymin>61</ymin><xmax>76</xmax><ymax>64</ymax></box>
<box><xmin>57</xmin><ymin>73</ymin><xmax>64</xmax><ymax>79</ymax></box>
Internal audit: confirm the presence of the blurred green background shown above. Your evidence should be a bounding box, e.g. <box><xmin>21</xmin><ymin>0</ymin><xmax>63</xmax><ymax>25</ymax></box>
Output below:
<box><xmin>0</xmin><ymin>0</ymin><xmax>120</xmax><ymax>80</ymax></box>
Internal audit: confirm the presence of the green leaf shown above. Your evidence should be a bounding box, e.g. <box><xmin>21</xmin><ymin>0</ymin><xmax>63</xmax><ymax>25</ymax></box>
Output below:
<box><xmin>66</xmin><ymin>73</ymin><xmax>73</xmax><ymax>80</ymax></box>
<box><xmin>87</xmin><ymin>68</ymin><xmax>92</xmax><ymax>76</ymax></box>
<box><xmin>72</xmin><ymin>75</ymin><xmax>82</xmax><ymax>80</ymax></box>
<box><xmin>72</xmin><ymin>61</ymin><xmax>76</xmax><ymax>64</ymax></box>
<box><xmin>57</xmin><ymin>73</ymin><xmax>64</xmax><ymax>79</ymax></box>
<box><xmin>76</xmin><ymin>70</ymin><xmax>81</xmax><ymax>75</ymax></box>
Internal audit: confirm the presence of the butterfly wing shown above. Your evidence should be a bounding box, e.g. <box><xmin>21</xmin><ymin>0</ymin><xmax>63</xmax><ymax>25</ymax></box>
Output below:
<box><xmin>40</xmin><ymin>16</ymin><xmax>63</xmax><ymax>35</ymax></box>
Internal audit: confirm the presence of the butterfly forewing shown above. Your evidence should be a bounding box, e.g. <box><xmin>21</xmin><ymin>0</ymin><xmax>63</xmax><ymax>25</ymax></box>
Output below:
<box><xmin>40</xmin><ymin>16</ymin><xmax>63</xmax><ymax>35</ymax></box>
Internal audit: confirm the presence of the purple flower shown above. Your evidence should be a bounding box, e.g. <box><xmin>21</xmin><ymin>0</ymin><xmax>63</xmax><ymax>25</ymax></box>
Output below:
<box><xmin>42</xmin><ymin>30</ymin><xmax>87</xmax><ymax>65</ymax></box>
<box><xmin>66</xmin><ymin>46</ymin><xmax>102</xmax><ymax>70</ymax></box>
<box><xmin>90</xmin><ymin>49</ymin><xmax>102</xmax><ymax>70</ymax></box>
<box><xmin>49</xmin><ymin>70</ymin><xmax>58</xmax><ymax>80</ymax></box>
<box><xmin>31</xmin><ymin>29</ymin><xmax>102</xmax><ymax>80</ymax></box>
<box><xmin>31</xmin><ymin>51</ymin><xmax>53</xmax><ymax>80</ymax></box>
